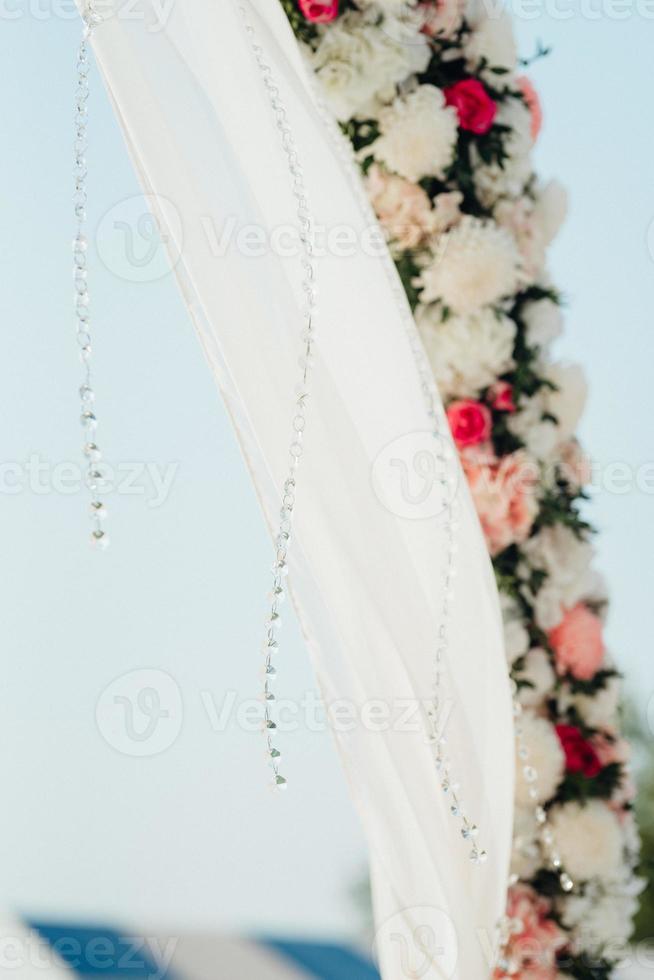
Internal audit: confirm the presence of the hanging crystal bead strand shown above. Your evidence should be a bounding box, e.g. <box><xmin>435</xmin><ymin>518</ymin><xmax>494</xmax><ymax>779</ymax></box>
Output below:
<box><xmin>74</xmin><ymin>4</ymin><xmax>108</xmax><ymax>550</ymax></box>
<box><xmin>494</xmin><ymin>683</ymin><xmax>575</xmax><ymax>976</ymax></box>
<box><xmin>303</xmin><ymin>77</ymin><xmax>487</xmax><ymax>861</ymax></box>
<box><xmin>237</xmin><ymin>3</ymin><xmax>317</xmax><ymax>791</ymax></box>
<box><xmin>512</xmin><ymin>685</ymin><xmax>574</xmax><ymax>892</ymax></box>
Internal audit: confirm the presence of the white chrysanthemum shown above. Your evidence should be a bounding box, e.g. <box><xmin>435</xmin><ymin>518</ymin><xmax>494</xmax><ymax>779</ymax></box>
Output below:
<box><xmin>473</xmin><ymin>98</ymin><xmax>534</xmax><ymax>207</ymax></box>
<box><xmin>518</xmin><ymin>648</ymin><xmax>556</xmax><ymax>709</ymax></box>
<box><xmin>548</xmin><ymin>801</ymin><xmax>623</xmax><ymax>881</ymax></box>
<box><xmin>519</xmin><ymin>525</ymin><xmax>596</xmax><ymax>630</ymax></box>
<box><xmin>560</xmin><ymin>885</ymin><xmax>639</xmax><ymax>955</ymax></box>
<box><xmin>312</xmin><ymin>12</ymin><xmax>430</xmax><ymax>122</ymax></box>
<box><xmin>419</xmin><ymin>217</ymin><xmax>521</xmax><ymax>314</ymax></box>
<box><xmin>501</xmin><ymin>594</ymin><xmax>529</xmax><ymax>665</ymax></box>
<box><xmin>372</xmin><ymin>85</ymin><xmax>458</xmax><ymax>182</ymax></box>
<box><xmin>511</xmin><ymin>806</ymin><xmax>541</xmax><ymax>879</ymax></box>
<box><xmin>465</xmin><ymin>8</ymin><xmax>517</xmax><ymax>82</ymax></box>
<box><xmin>515</xmin><ymin>711</ymin><xmax>565</xmax><ymax>806</ymax></box>
<box><xmin>522</xmin><ymin>297</ymin><xmax>564</xmax><ymax>349</ymax></box>
<box><xmin>573</xmin><ymin>676</ymin><xmax>622</xmax><ymax>730</ymax></box>
<box><xmin>416</xmin><ymin>305</ymin><xmax>516</xmax><ymax>399</ymax></box>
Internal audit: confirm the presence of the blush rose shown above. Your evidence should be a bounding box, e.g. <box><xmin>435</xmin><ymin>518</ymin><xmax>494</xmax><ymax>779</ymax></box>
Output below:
<box><xmin>548</xmin><ymin>603</ymin><xmax>605</xmax><ymax>680</ymax></box>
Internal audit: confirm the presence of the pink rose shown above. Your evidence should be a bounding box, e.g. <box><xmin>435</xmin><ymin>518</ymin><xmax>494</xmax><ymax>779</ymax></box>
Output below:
<box><xmin>548</xmin><ymin>603</ymin><xmax>605</xmax><ymax>680</ymax></box>
<box><xmin>447</xmin><ymin>399</ymin><xmax>492</xmax><ymax>448</ymax></box>
<box><xmin>444</xmin><ymin>78</ymin><xmax>497</xmax><ymax>135</ymax></box>
<box><xmin>517</xmin><ymin>75</ymin><xmax>543</xmax><ymax>141</ymax></box>
<box><xmin>462</xmin><ymin>450</ymin><xmax>539</xmax><ymax>556</ymax></box>
<box><xmin>488</xmin><ymin>381</ymin><xmax>516</xmax><ymax>413</ymax></box>
<box><xmin>298</xmin><ymin>0</ymin><xmax>339</xmax><ymax>22</ymax></box>
<box><xmin>494</xmin><ymin>885</ymin><xmax>566</xmax><ymax>980</ymax></box>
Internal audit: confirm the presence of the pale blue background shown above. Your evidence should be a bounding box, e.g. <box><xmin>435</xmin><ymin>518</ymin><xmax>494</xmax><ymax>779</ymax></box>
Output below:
<box><xmin>0</xmin><ymin>3</ymin><xmax>652</xmax><ymax>937</ymax></box>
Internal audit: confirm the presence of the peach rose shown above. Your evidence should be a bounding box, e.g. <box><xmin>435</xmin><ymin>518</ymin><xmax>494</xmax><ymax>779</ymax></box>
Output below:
<box><xmin>366</xmin><ymin>164</ymin><xmax>437</xmax><ymax>251</ymax></box>
<box><xmin>366</xmin><ymin>164</ymin><xmax>435</xmax><ymax>249</ymax></box>
<box><xmin>517</xmin><ymin>75</ymin><xmax>543</xmax><ymax>140</ymax></box>
<box><xmin>548</xmin><ymin>603</ymin><xmax>604</xmax><ymax>680</ymax></box>
<box><xmin>462</xmin><ymin>449</ymin><xmax>539</xmax><ymax>556</ymax></box>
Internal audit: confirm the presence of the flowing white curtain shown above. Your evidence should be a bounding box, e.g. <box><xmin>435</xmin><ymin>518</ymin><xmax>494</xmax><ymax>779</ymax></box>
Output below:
<box><xmin>82</xmin><ymin>1</ymin><xmax>515</xmax><ymax>975</ymax></box>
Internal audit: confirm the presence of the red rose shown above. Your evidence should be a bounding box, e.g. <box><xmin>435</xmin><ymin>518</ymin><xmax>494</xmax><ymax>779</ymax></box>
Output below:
<box><xmin>447</xmin><ymin>399</ymin><xmax>492</xmax><ymax>449</ymax></box>
<box><xmin>555</xmin><ymin>724</ymin><xmax>603</xmax><ymax>778</ymax></box>
<box><xmin>444</xmin><ymin>79</ymin><xmax>498</xmax><ymax>135</ymax></box>
<box><xmin>298</xmin><ymin>0</ymin><xmax>339</xmax><ymax>22</ymax></box>
<box><xmin>489</xmin><ymin>381</ymin><xmax>516</xmax><ymax>413</ymax></box>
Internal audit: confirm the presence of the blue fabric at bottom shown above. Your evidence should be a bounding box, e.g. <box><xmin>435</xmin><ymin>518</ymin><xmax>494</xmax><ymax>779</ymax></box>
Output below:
<box><xmin>263</xmin><ymin>939</ymin><xmax>380</xmax><ymax>980</ymax></box>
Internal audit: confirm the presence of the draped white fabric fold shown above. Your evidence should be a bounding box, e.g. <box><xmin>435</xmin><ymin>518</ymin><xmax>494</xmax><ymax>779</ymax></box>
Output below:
<box><xmin>83</xmin><ymin>2</ymin><xmax>514</xmax><ymax>975</ymax></box>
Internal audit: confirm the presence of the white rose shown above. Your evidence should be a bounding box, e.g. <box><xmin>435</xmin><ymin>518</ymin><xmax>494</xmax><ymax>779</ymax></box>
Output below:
<box><xmin>520</xmin><ymin>525</ymin><xmax>596</xmax><ymax>630</ymax></box>
<box><xmin>514</xmin><ymin>710</ymin><xmax>565</xmax><ymax>806</ymax></box>
<box><xmin>312</xmin><ymin>13</ymin><xmax>430</xmax><ymax>122</ymax></box>
<box><xmin>508</xmin><ymin>392</ymin><xmax>559</xmax><ymax>461</ymax></box>
<box><xmin>372</xmin><ymin>85</ymin><xmax>458</xmax><ymax>181</ymax></box>
<box><xmin>416</xmin><ymin>305</ymin><xmax>516</xmax><ymax>399</ymax></box>
<box><xmin>419</xmin><ymin>217</ymin><xmax>521</xmax><ymax>315</ymax></box>
<box><xmin>522</xmin><ymin>297</ymin><xmax>563</xmax><ymax>349</ymax></box>
<box><xmin>508</xmin><ymin>362</ymin><xmax>587</xmax><ymax>462</ymax></box>
<box><xmin>518</xmin><ymin>648</ymin><xmax>556</xmax><ymax>708</ymax></box>
<box><xmin>548</xmin><ymin>801</ymin><xmax>623</xmax><ymax>881</ymax></box>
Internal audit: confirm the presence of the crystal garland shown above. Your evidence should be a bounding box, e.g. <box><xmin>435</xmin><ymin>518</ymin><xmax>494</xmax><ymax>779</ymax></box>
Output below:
<box><xmin>236</xmin><ymin>2</ymin><xmax>318</xmax><ymax>792</ymax></box>
<box><xmin>73</xmin><ymin>3</ymin><xmax>108</xmax><ymax>550</ymax></box>
<box><xmin>292</xmin><ymin>51</ymin><xmax>582</xmax><ymax>904</ymax></box>
<box><xmin>246</xmin><ymin>23</ymin><xmax>489</xmax><ymax>861</ymax></box>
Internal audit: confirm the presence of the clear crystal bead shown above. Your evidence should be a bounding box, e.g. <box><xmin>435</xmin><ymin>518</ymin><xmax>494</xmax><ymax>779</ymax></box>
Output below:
<box><xmin>90</xmin><ymin>529</ymin><xmax>109</xmax><ymax>551</ymax></box>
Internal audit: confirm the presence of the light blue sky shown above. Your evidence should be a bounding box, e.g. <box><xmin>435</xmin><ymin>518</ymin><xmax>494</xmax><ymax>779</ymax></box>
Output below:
<box><xmin>0</xmin><ymin>2</ymin><xmax>652</xmax><ymax>938</ymax></box>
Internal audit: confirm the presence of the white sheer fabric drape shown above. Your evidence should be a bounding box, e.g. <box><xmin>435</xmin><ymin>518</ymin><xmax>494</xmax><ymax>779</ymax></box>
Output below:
<box><xmin>82</xmin><ymin>2</ymin><xmax>514</xmax><ymax>975</ymax></box>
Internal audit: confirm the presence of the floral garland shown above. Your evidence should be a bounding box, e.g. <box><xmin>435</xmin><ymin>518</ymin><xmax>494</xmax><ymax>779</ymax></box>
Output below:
<box><xmin>281</xmin><ymin>1</ymin><xmax>643</xmax><ymax>977</ymax></box>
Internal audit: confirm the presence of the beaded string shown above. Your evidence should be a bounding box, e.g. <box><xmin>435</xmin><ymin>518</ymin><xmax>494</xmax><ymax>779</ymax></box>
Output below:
<box><xmin>236</xmin><ymin>2</ymin><xmax>318</xmax><ymax>792</ymax></box>
<box><xmin>74</xmin><ymin>3</ymin><xmax>109</xmax><ymax>550</ymax></box>
<box><xmin>302</xmin><ymin>72</ymin><xmax>488</xmax><ymax>861</ymax></box>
